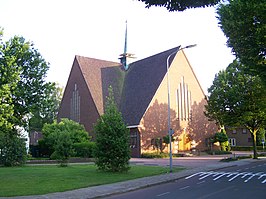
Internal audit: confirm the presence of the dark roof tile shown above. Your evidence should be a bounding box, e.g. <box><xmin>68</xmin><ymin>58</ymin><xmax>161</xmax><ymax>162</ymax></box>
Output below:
<box><xmin>120</xmin><ymin>46</ymin><xmax>180</xmax><ymax>125</ymax></box>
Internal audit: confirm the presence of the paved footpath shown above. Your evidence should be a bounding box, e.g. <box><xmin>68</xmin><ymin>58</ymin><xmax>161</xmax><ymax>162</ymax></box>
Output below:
<box><xmin>2</xmin><ymin>153</ymin><xmax>263</xmax><ymax>199</ymax></box>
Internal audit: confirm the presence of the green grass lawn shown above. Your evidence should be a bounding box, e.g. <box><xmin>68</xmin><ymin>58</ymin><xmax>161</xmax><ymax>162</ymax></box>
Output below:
<box><xmin>0</xmin><ymin>164</ymin><xmax>184</xmax><ymax>197</ymax></box>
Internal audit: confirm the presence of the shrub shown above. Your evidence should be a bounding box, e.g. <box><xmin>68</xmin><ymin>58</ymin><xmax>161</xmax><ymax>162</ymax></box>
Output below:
<box><xmin>0</xmin><ymin>133</ymin><xmax>27</xmax><ymax>166</ymax></box>
<box><xmin>231</xmin><ymin>146</ymin><xmax>264</xmax><ymax>151</ymax></box>
<box><xmin>73</xmin><ymin>142</ymin><xmax>96</xmax><ymax>158</ymax></box>
<box><xmin>141</xmin><ymin>152</ymin><xmax>169</xmax><ymax>158</ymax></box>
<box><xmin>50</xmin><ymin>132</ymin><xmax>75</xmax><ymax>166</ymax></box>
<box><xmin>41</xmin><ymin>119</ymin><xmax>90</xmax><ymax>165</ymax></box>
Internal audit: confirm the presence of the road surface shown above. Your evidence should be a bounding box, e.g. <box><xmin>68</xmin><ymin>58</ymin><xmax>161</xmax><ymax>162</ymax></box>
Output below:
<box><xmin>106</xmin><ymin>159</ymin><xmax>266</xmax><ymax>199</ymax></box>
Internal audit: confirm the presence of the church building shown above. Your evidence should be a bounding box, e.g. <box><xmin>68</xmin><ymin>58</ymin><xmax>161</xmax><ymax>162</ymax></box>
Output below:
<box><xmin>58</xmin><ymin>24</ymin><xmax>217</xmax><ymax>157</ymax></box>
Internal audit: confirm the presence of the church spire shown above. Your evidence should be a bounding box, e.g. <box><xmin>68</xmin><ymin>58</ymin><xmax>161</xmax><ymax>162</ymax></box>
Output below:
<box><xmin>119</xmin><ymin>21</ymin><xmax>135</xmax><ymax>71</ymax></box>
<box><xmin>124</xmin><ymin>20</ymin><xmax>128</xmax><ymax>55</ymax></box>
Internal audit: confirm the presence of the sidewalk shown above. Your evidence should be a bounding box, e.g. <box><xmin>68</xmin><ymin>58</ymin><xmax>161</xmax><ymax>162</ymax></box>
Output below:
<box><xmin>2</xmin><ymin>155</ymin><xmax>262</xmax><ymax>199</ymax></box>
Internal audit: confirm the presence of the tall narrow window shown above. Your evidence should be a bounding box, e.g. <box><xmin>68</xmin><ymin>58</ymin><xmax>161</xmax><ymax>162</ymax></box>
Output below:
<box><xmin>176</xmin><ymin>76</ymin><xmax>192</xmax><ymax>121</ymax></box>
<box><xmin>70</xmin><ymin>84</ymin><xmax>80</xmax><ymax>122</ymax></box>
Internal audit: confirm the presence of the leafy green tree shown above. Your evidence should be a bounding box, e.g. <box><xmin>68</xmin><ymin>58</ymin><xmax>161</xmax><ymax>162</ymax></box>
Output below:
<box><xmin>42</xmin><ymin>118</ymin><xmax>90</xmax><ymax>162</ymax></box>
<box><xmin>0</xmin><ymin>28</ymin><xmax>19</xmax><ymax>131</ymax></box>
<box><xmin>257</xmin><ymin>129</ymin><xmax>265</xmax><ymax>146</ymax></box>
<box><xmin>1</xmin><ymin>28</ymin><xmax>62</xmax><ymax>165</ymax></box>
<box><xmin>29</xmin><ymin>83</ymin><xmax>63</xmax><ymax>132</ymax></box>
<box><xmin>0</xmin><ymin>29</ymin><xmax>28</xmax><ymax>166</ymax></box>
<box><xmin>94</xmin><ymin>87</ymin><xmax>130</xmax><ymax>172</ymax></box>
<box><xmin>213</xmin><ymin>128</ymin><xmax>230</xmax><ymax>151</ymax></box>
<box><xmin>0</xmin><ymin>30</ymin><xmax>54</xmax><ymax>130</ymax></box>
<box><xmin>217</xmin><ymin>0</ymin><xmax>266</xmax><ymax>83</ymax></box>
<box><xmin>138</xmin><ymin>0</ymin><xmax>220</xmax><ymax>11</ymax></box>
<box><xmin>205</xmin><ymin>60</ymin><xmax>266</xmax><ymax>158</ymax></box>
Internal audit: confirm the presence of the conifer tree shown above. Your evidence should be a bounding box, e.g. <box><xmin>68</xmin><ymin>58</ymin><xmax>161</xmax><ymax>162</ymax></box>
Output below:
<box><xmin>94</xmin><ymin>87</ymin><xmax>130</xmax><ymax>172</ymax></box>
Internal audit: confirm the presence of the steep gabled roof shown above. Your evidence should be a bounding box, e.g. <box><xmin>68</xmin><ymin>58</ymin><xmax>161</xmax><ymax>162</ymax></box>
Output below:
<box><xmin>75</xmin><ymin>55</ymin><xmax>121</xmax><ymax>115</ymax></box>
<box><xmin>120</xmin><ymin>46</ymin><xmax>180</xmax><ymax>125</ymax></box>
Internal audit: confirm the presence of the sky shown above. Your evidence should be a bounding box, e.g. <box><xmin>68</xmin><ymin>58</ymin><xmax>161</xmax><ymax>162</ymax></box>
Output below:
<box><xmin>0</xmin><ymin>0</ymin><xmax>235</xmax><ymax>94</ymax></box>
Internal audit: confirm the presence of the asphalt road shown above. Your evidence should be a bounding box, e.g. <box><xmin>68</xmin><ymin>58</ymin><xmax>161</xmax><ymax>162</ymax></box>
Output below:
<box><xmin>106</xmin><ymin>159</ymin><xmax>266</xmax><ymax>199</ymax></box>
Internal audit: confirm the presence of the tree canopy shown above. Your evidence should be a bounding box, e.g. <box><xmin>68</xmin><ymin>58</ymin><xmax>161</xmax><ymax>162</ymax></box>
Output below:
<box><xmin>29</xmin><ymin>83</ymin><xmax>62</xmax><ymax>132</ymax></box>
<box><xmin>138</xmin><ymin>0</ymin><xmax>221</xmax><ymax>11</ymax></box>
<box><xmin>0</xmin><ymin>29</ymin><xmax>20</xmax><ymax>130</ymax></box>
<box><xmin>217</xmin><ymin>0</ymin><xmax>266</xmax><ymax>82</ymax></box>
<box><xmin>0</xmin><ymin>29</ymin><xmax>61</xmax><ymax>132</ymax></box>
<box><xmin>205</xmin><ymin>60</ymin><xmax>266</xmax><ymax>158</ymax></box>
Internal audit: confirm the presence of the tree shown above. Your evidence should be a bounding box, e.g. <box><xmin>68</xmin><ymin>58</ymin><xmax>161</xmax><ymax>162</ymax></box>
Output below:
<box><xmin>205</xmin><ymin>60</ymin><xmax>266</xmax><ymax>158</ymax></box>
<box><xmin>29</xmin><ymin>83</ymin><xmax>63</xmax><ymax>132</ymax></box>
<box><xmin>0</xmin><ymin>30</ymin><xmax>54</xmax><ymax>129</ymax></box>
<box><xmin>94</xmin><ymin>87</ymin><xmax>130</xmax><ymax>172</ymax></box>
<box><xmin>213</xmin><ymin>128</ymin><xmax>230</xmax><ymax>151</ymax></box>
<box><xmin>217</xmin><ymin>0</ymin><xmax>266</xmax><ymax>83</ymax></box>
<box><xmin>0</xmin><ymin>29</ymin><xmax>28</xmax><ymax>166</ymax></box>
<box><xmin>0</xmin><ymin>27</ymin><xmax>62</xmax><ymax>165</ymax></box>
<box><xmin>0</xmin><ymin>28</ymin><xmax>19</xmax><ymax>131</ymax></box>
<box><xmin>42</xmin><ymin>118</ymin><xmax>90</xmax><ymax>163</ymax></box>
<box><xmin>138</xmin><ymin>0</ymin><xmax>221</xmax><ymax>11</ymax></box>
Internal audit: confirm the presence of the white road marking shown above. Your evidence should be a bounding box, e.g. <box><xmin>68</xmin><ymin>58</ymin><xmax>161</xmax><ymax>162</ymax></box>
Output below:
<box><xmin>226</xmin><ymin>172</ymin><xmax>239</xmax><ymax>177</ymax></box>
<box><xmin>228</xmin><ymin>172</ymin><xmax>248</xmax><ymax>181</ymax></box>
<box><xmin>197</xmin><ymin>181</ymin><xmax>205</xmax><ymax>185</ymax></box>
<box><xmin>199</xmin><ymin>173</ymin><xmax>215</xmax><ymax>180</ymax></box>
<box><xmin>241</xmin><ymin>173</ymin><xmax>252</xmax><ymax>178</ymax></box>
<box><xmin>258</xmin><ymin>174</ymin><xmax>266</xmax><ymax>179</ymax></box>
<box><xmin>186</xmin><ymin>171</ymin><xmax>266</xmax><ymax>183</ymax></box>
<box><xmin>185</xmin><ymin>172</ymin><xmax>205</xmax><ymax>179</ymax></box>
<box><xmin>156</xmin><ymin>192</ymin><xmax>170</xmax><ymax>197</ymax></box>
<box><xmin>244</xmin><ymin>172</ymin><xmax>264</xmax><ymax>183</ymax></box>
<box><xmin>213</xmin><ymin>173</ymin><xmax>230</xmax><ymax>180</ymax></box>
<box><xmin>179</xmin><ymin>186</ymin><xmax>190</xmax><ymax>190</ymax></box>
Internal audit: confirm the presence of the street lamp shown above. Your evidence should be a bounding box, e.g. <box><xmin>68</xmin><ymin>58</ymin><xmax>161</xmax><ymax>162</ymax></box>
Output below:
<box><xmin>166</xmin><ymin>44</ymin><xmax>197</xmax><ymax>173</ymax></box>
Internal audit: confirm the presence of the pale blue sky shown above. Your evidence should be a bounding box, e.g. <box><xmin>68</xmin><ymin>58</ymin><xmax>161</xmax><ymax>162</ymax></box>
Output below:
<box><xmin>0</xmin><ymin>0</ymin><xmax>235</xmax><ymax>93</ymax></box>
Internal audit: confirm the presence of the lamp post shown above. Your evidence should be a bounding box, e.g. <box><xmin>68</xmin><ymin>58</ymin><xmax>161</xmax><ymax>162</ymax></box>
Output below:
<box><xmin>166</xmin><ymin>44</ymin><xmax>197</xmax><ymax>173</ymax></box>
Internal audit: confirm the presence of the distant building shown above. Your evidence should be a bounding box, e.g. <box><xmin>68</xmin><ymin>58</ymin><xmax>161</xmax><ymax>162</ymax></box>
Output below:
<box><xmin>226</xmin><ymin>127</ymin><xmax>253</xmax><ymax>147</ymax></box>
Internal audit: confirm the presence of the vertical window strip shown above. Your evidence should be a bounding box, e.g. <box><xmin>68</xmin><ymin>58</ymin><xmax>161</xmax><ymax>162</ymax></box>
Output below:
<box><xmin>77</xmin><ymin>94</ymin><xmax>80</xmax><ymax>122</ymax></box>
<box><xmin>186</xmin><ymin>84</ymin><xmax>189</xmax><ymax>120</ymax></box>
<box><xmin>183</xmin><ymin>82</ymin><xmax>187</xmax><ymax>120</ymax></box>
<box><xmin>176</xmin><ymin>89</ymin><xmax>180</xmax><ymax>120</ymax></box>
<box><xmin>179</xmin><ymin>82</ymin><xmax>183</xmax><ymax>120</ymax></box>
<box><xmin>70</xmin><ymin>98</ymin><xmax>73</xmax><ymax>120</ymax></box>
<box><xmin>70</xmin><ymin>84</ymin><xmax>81</xmax><ymax>122</ymax></box>
<box><xmin>188</xmin><ymin>90</ymin><xmax>191</xmax><ymax>120</ymax></box>
<box><xmin>181</xmin><ymin>76</ymin><xmax>185</xmax><ymax>121</ymax></box>
<box><xmin>178</xmin><ymin>76</ymin><xmax>192</xmax><ymax>121</ymax></box>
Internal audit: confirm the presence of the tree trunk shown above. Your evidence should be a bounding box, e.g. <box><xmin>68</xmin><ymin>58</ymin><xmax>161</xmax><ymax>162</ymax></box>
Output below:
<box><xmin>250</xmin><ymin>129</ymin><xmax>258</xmax><ymax>159</ymax></box>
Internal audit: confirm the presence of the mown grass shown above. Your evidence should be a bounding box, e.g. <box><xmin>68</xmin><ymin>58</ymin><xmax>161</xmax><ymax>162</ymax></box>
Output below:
<box><xmin>0</xmin><ymin>164</ymin><xmax>184</xmax><ymax>197</ymax></box>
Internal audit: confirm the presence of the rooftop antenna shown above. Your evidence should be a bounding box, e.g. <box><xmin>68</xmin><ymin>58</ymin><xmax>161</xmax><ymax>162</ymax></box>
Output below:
<box><xmin>119</xmin><ymin>20</ymin><xmax>136</xmax><ymax>70</ymax></box>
